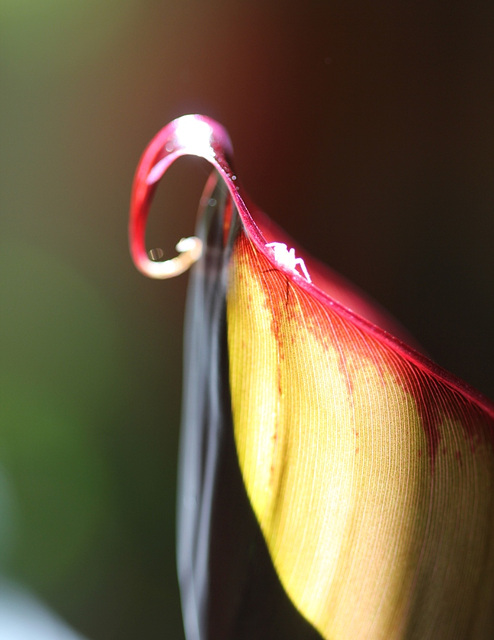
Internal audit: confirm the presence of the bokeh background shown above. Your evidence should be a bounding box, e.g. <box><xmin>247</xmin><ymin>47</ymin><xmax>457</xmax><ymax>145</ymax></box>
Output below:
<box><xmin>1</xmin><ymin>2</ymin><xmax>493</xmax><ymax>638</ymax></box>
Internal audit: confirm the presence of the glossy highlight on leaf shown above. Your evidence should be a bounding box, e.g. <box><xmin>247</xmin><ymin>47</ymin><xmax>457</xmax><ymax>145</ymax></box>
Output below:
<box><xmin>129</xmin><ymin>115</ymin><xmax>494</xmax><ymax>640</ymax></box>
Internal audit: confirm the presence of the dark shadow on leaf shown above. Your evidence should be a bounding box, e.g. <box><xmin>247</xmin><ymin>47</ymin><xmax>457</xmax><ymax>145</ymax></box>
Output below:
<box><xmin>177</xmin><ymin>174</ymin><xmax>322</xmax><ymax>640</ymax></box>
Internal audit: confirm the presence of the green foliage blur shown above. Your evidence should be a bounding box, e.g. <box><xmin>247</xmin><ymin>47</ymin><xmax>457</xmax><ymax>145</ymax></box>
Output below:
<box><xmin>0</xmin><ymin>1</ymin><xmax>493</xmax><ymax>639</ymax></box>
<box><xmin>0</xmin><ymin>2</ymin><xmax>190</xmax><ymax>637</ymax></box>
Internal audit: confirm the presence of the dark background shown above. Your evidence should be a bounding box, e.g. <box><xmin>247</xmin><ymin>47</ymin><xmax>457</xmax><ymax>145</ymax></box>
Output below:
<box><xmin>1</xmin><ymin>2</ymin><xmax>493</xmax><ymax>638</ymax></box>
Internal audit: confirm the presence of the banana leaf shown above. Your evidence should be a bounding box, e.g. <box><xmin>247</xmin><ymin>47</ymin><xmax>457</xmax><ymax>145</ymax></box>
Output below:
<box><xmin>129</xmin><ymin>115</ymin><xmax>494</xmax><ymax>640</ymax></box>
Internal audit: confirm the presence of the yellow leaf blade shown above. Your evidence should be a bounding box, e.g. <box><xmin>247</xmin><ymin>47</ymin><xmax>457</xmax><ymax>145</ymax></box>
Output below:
<box><xmin>228</xmin><ymin>233</ymin><xmax>494</xmax><ymax>639</ymax></box>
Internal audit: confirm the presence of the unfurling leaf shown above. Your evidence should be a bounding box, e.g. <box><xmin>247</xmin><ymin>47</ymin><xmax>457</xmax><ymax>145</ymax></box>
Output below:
<box><xmin>129</xmin><ymin>115</ymin><xmax>494</xmax><ymax>640</ymax></box>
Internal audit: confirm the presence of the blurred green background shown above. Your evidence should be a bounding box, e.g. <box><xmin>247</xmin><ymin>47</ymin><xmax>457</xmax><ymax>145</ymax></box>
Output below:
<box><xmin>1</xmin><ymin>2</ymin><xmax>493</xmax><ymax>638</ymax></box>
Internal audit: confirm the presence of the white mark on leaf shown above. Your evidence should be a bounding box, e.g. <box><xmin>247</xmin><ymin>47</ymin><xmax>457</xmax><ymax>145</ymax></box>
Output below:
<box><xmin>265</xmin><ymin>242</ymin><xmax>312</xmax><ymax>283</ymax></box>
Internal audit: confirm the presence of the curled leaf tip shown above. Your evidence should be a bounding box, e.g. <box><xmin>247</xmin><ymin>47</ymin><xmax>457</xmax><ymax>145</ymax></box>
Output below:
<box><xmin>128</xmin><ymin>114</ymin><xmax>232</xmax><ymax>279</ymax></box>
<box><xmin>145</xmin><ymin>235</ymin><xmax>203</xmax><ymax>279</ymax></box>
